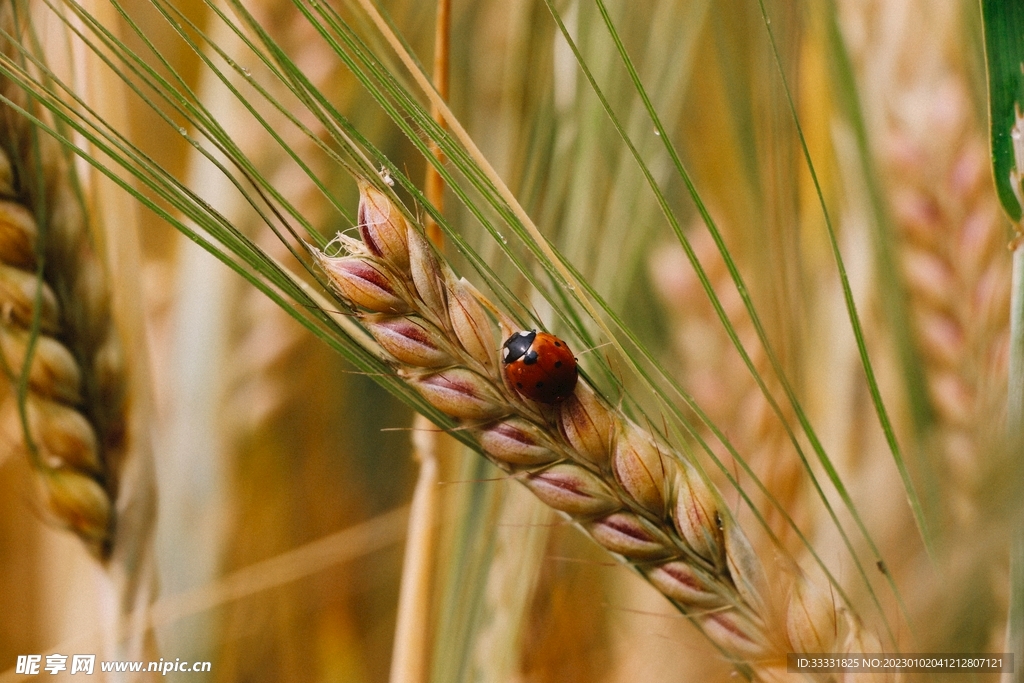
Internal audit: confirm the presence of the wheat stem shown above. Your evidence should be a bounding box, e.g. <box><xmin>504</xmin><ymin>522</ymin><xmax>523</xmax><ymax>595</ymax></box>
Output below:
<box><xmin>390</xmin><ymin>420</ymin><xmax>441</xmax><ymax>683</ymax></box>
<box><xmin>390</xmin><ymin>3</ymin><xmax>450</xmax><ymax>678</ymax></box>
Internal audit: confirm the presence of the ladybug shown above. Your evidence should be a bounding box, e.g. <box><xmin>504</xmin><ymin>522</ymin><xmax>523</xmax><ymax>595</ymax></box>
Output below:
<box><xmin>501</xmin><ymin>330</ymin><xmax>578</xmax><ymax>404</ymax></box>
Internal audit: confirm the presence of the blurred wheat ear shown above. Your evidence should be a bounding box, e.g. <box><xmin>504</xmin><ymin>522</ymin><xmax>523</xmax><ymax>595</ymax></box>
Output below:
<box><xmin>0</xmin><ymin>54</ymin><xmax>122</xmax><ymax>561</ymax></box>
<box><xmin>0</xmin><ymin>0</ymin><xmax>160</xmax><ymax>668</ymax></box>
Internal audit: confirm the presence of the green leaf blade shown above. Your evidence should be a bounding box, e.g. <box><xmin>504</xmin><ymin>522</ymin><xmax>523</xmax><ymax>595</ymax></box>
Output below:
<box><xmin>981</xmin><ymin>0</ymin><xmax>1024</xmax><ymax>221</ymax></box>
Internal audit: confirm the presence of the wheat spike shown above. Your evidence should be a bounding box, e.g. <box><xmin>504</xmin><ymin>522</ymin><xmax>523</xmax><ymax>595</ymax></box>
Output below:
<box><xmin>892</xmin><ymin>98</ymin><xmax>1009</xmax><ymax>530</ymax></box>
<box><xmin>886</xmin><ymin>78</ymin><xmax>1009</xmax><ymax>531</ymax></box>
<box><xmin>313</xmin><ymin>179</ymin><xmax>895</xmax><ymax>678</ymax></box>
<box><xmin>828</xmin><ymin>0</ymin><xmax>1012</xmax><ymax>658</ymax></box>
<box><xmin>841</xmin><ymin>0</ymin><xmax>1010</xmax><ymax>531</ymax></box>
<box><xmin>0</xmin><ymin>85</ymin><xmax>128</xmax><ymax>559</ymax></box>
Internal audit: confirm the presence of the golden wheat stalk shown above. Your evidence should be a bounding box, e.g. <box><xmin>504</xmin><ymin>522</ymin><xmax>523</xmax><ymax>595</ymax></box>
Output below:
<box><xmin>310</xmin><ymin>179</ymin><xmax>891</xmax><ymax>678</ymax></box>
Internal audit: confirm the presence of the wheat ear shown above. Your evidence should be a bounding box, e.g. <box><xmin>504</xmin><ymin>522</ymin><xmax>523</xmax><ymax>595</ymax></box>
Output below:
<box><xmin>886</xmin><ymin>83</ymin><xmax>1009</xmax><ymax>531</ymax></box>
<box><xmin>0</xmin><ymin>97</ymin><xmax>127</xmax><ymax>559</ymax></box>
<box><xmin>839</xmin><ymin>0</ymin><xmax>1012</xmax><ymax>532</ymax></box>
<box><xmin>310</xmin><ymin>179</ymin><xmax>896</xmax><ymax>676</ymax></box>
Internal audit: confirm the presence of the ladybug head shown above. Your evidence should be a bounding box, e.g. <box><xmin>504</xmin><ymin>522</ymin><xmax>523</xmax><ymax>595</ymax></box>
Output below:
<box><xmin>501</xmin><ymin>330</ymin><xmax>537</xmax><ymax>364</ymax></box>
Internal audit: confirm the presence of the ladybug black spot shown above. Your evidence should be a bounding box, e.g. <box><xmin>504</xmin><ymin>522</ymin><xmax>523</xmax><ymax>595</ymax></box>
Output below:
<box><xmin>554</xmin><ymin>361</ymin><xmax>562</xmax><ymax>368</ymax></box>
<box><xmin>523</xmin><ymin>350</ymin><xmax>539</xmax><ymax>365</ymax></box>
<box><xmin>516</xmin><ymin>382</ymin><xmax>523</xmax><ymax>388</ymax></box>
<box><xmin>536</xmin><ymin>382</ymin><xmax>544</xmax><ymax>388</ymax></box>
<box><xmin>554</xmin><ymin>342</ymin><xmax>562</xmax><ymax>347</ymax></box>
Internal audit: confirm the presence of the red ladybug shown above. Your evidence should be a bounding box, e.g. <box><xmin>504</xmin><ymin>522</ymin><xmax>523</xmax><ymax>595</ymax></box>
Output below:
<box><xmin>501</xmin><ymin>330</ymin><xmax>578</xmax><ymax>404</ymax></box>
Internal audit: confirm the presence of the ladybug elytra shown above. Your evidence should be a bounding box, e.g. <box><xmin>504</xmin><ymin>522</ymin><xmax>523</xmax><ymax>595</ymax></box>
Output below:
<box><xmin>501</xmin><ymin>330</ymin><xmax>578</xmax><ymax>404</ymax></box>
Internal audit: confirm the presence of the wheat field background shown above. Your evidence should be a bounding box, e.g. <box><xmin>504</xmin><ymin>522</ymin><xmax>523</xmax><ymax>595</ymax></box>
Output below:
<box><xmin>0</xmin><ymin>0</ymin><xmax>1019</xmax><ymax>681</ymax></box>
